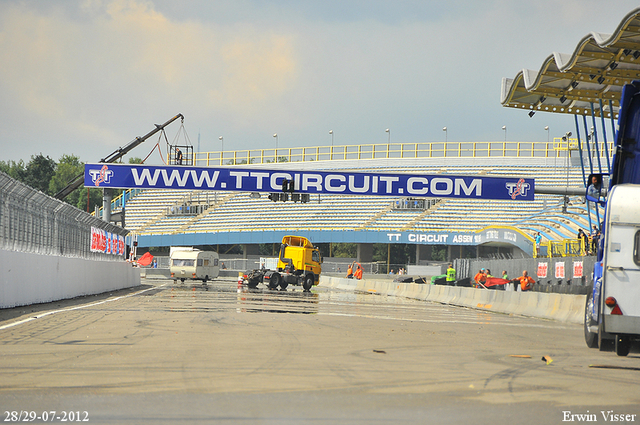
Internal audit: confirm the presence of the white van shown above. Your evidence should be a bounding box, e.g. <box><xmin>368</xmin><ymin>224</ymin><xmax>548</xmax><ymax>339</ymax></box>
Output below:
<box><xmin>170</xmin><ymin>247</ymin><xmax>219</xmax><ymax>283</ymax></box>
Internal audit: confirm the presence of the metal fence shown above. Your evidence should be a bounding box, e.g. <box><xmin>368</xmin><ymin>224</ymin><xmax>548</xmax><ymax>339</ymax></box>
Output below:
<box><xmin>0</xmin><ymin>171</ymin><xmax>128</xmax><ymax>260</ymax></box>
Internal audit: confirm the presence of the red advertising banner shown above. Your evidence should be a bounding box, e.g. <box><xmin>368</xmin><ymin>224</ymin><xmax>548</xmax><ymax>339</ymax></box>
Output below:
<box><xmin>537</xmin><ymin>262</ymin><xmax>548</xmax><ymax>279</ymax></box>
<box><xmin>91</xmin><ymin>227</ymin><xmax>125</xmax><ymax>256</ymax></box>
<box><xmin>573</xmin><ymin>261</ymin><xmax>584</xmax><ymax>278</ymax></box>
<box><xmin>555</xmin><ymin>262</ymin><xmax>565</xmax><ymax>279</ymax></box>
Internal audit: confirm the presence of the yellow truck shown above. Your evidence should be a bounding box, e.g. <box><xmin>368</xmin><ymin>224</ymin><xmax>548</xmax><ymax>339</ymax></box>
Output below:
<box><xmin>244</xmin><ymin>235</ymin><xmax>322</xmax><ymax>291</ymax></box>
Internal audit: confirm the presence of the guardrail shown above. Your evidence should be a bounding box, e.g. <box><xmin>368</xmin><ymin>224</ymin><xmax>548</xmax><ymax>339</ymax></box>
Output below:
<box><xmin>193</xmin><ymin>139</ymin><xmax>614</xmax><ymax>166</ymax></box>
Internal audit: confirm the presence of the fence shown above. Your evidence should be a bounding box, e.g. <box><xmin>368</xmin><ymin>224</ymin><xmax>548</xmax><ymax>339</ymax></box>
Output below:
<box><xmin>0</xmin><ymin>171</ymin><xmax>128</xmax><ymax>260</ymax></box>
<box><xmin>193</xmin><ymin>139</ymin><xmax>615</xmax><ymax>167</ymax></box>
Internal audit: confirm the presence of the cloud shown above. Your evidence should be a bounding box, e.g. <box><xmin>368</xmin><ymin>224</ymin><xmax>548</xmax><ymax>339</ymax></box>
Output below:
<box><xmin>0</xmin><ymin>0</ymin><xmax>297</xmax><ymax>160</ymax></box>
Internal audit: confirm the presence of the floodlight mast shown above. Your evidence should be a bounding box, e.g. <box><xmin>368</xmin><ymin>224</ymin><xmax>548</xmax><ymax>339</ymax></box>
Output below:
<box><xmin>54</xmin><ymin>113</ymin><xmax>184</xmax><ymax>200</ymax></box>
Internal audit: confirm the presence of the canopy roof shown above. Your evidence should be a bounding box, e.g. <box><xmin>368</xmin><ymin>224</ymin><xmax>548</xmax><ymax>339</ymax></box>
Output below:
<box><xmin>501</xmin><ymin>7</ymin><xmax>640</xmax><ymax>119</ymax></box>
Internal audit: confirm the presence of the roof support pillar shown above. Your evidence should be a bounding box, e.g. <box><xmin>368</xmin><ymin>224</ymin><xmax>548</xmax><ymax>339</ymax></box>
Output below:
<box><xmin>599</xmin><ymin>99</ymin><xmax>612</xmax><ymax>173</ymax></box>
<box><xmin>573</xmin><ymin>114</ymin><xmax>587</xmax><ymax>187</ymax></box>
<box><xmin>582</xmin><ymin>114</ymin><xmax>594</xmax><ymax>177</ymax></box>
<box><xmin>589</xmin><ymin>102</ymin><xmax>603</xmax><ymax>173</ymax></box>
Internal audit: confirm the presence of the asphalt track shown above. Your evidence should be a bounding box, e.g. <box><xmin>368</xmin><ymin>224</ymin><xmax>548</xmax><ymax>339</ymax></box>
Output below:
<box><xmin>1</xmin><ymin>278</ymin><xmax>639</xmax><ymax>424</ymax></box>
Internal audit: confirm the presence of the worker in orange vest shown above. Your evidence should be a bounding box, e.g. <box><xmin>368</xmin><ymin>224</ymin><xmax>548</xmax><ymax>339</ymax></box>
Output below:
<box><xmin>346</xmin><ymin>262</ymin><xmax>354</xmax><ymax>279</ymax></box>
<box><xmin>353</xmin><ymin>263</ymin><xmax>363</xmax><ymax>280</ymax></box>
<box><xmin>517</xmin><ymin>270</ymin><xmax>536</xmax><ymax>291</ymax></box>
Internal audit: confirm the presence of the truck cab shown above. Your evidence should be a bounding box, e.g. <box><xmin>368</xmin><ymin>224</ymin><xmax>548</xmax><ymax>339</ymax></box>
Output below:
<box><xmin>585</xmin><ymin>80</ymin><xmax>640</xmax><ymax>356</ymax></box>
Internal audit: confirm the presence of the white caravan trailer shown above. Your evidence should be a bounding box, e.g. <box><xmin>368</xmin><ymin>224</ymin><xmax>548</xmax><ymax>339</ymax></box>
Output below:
<box><xmin>170</xmin><ymin>247</ymin><xmax>219</xmax><ymax>283</ymax></box>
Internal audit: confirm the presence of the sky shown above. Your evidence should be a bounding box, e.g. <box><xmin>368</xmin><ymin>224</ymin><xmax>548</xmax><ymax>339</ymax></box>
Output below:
<box><xmin>1</xmin><ymin>0</ymin><xmax>639</xmax><ymax>164</ymax></box>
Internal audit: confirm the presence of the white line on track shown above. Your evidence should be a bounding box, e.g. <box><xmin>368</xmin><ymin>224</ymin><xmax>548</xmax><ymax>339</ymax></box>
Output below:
<box><xmin>0</xmin><ymin>283</ymin><xmax>170</xmax><ymax>331</ymax></box>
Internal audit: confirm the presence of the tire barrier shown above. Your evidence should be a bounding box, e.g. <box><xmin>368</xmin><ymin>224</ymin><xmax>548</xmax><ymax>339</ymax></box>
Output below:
<box><xmin>319</xmin><ymin>276</ymin><xmax>584</xmax><ymax>324</ymax></box>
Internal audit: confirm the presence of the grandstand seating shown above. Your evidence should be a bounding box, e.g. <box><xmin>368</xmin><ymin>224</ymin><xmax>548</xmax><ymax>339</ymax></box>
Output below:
<box><xmin>120</xmin><ymin>161</ymin><xmax>597</xmax><ymax>244</ymax></box>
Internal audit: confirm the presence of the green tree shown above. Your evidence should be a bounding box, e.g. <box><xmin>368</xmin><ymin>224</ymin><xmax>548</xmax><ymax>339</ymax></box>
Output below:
<box><xmin>332</xmin><ymin>243</ymin><xmax>357</xmax><ymax>258</ymax></box>
<box><xmin>0</xmin><ymin>159</ymin><xmax>27</xmax><ymax>181</ymax></box>
<box><xmin>49</xmin><ymin>154</ymin><xmax>84</xmax><ymax>206</ymax></box>
<box><xmin>24</xmin><ymin>154</ymin><xmax>56</xmax><ymax>194</ymax></box>
<box><xmin>128</xmin><ymin>157</ymin><xmax>143</xmax><ymax>164</ymax></box>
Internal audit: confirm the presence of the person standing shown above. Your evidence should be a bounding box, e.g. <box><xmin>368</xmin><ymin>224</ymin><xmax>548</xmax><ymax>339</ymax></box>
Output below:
<box><xmin>534</xmin><ymin>232</ymin><xmax>542</xmax><ymax>257</ymax></box>
<box><xmin>446</xmin><ymin>264</ymin><xmax>456</xmax><ymax>286</ymax></box>
<box><xmin>176</xmin><ymin>147</ymin><xmax>183</xmax><ymax>165</ymax></box>
<box><xmin>517</xmin><ymin>270</ymin><xmax>535</xmax><ymax>292</ymax></box>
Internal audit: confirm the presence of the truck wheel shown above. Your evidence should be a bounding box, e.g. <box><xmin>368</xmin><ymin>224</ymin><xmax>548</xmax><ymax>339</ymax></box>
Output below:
<box><xmin>598</xmin><ymin>322</ymin><xmax>614</xmax><ymax>352</ymax></box>
<box><xmin>268</xmin><ymin>273</ymin><xmax>280</xmax><ymax>290</ymax></box>
<box><xmin>303</xmin><ymin>274</ymin><xmax>314</xmax><ymax>291</ymax></box>
<box><xmin>584</xmin><ymin>292</ymin><xmax>598</xmax><ymax>349</ymax></box>
<box><xmin>279</xmin><ymin>281</ymin><xmax>289</xmax><ymax>290</ymax></box>
<box><xmin>615</xmin><ymin>335</ymin><xmax>631</xmax><ymax>357</ymax></box>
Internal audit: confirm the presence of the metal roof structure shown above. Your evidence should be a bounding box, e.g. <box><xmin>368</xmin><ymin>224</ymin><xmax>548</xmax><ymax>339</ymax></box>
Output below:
<box><xmin>501</xmin><ymin>7</ymin><xmax>640</xmax><ymax>120</ymax></box>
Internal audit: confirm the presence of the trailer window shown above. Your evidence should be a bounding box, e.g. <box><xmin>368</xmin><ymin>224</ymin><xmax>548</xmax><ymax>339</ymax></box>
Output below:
<box><xmin>172</xmin><ymin>259</ymin><xmax>194</xmax><ymax>267</ymax></box>
<box><xmin>197</xmin><ymin>259</ymin><xmax>203</xmax><ymax>266</ymax></box>
<box><xmin>635</xmin><ymin>231</ymin><xmax>640</xmax><ymax>266</ymax></box>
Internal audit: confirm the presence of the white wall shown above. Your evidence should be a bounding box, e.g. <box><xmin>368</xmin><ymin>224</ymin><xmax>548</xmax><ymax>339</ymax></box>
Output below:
<box><xmin>0</xmin><ymin>250</ymin><xmax>140</xmax><ymax>309</ymax></box>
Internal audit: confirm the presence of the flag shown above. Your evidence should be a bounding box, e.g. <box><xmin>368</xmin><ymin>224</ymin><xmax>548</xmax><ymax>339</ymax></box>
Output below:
<box><xmin>137</xmin><ymin>252</ymin><xmax>154</xmax><ymax>266</ymax></box>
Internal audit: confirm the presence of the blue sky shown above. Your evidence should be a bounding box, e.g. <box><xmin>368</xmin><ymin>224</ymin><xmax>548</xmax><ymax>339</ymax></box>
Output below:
<box><xmin>1</xmin><ymin>0</ymin><xmax>639</xmax><ymax>163</ymax></box>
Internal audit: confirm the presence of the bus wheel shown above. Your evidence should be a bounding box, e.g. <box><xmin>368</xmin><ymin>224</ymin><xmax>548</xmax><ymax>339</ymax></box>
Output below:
<box><xmin>615</xmin><ymin>335</ymin><xmax>631</xmax><ymax>357</ymax></box>
<box><xmin>303</xmin><ymin>275</ymin><xmax>314</xmax><ymax>291</ymax></box>
<box><xmin>584</xmin><ymin>292</ymin><xmax>598</xmax><ymax>349</ymax></box>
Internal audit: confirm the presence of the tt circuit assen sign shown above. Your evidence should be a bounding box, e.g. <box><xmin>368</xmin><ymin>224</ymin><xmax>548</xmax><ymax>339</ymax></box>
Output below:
<box><xmin>85</xmin><ymin>163</ymin><xmax>534</xmax><ymax>201</ymax></box>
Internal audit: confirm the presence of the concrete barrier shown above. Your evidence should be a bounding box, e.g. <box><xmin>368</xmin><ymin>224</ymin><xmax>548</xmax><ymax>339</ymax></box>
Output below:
<box><xmin>0</xmin><ymin>250</ymin><xmax>141</xmax><ymax>309</ymax></box>
<box><xmin>319</xmin><ymin>276</ymin><xmax>585</xmax><ymax>324</ymax></box>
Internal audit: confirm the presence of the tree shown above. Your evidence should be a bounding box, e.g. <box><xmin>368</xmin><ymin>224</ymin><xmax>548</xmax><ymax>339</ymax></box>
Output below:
<box><xmin>128</xmin><ymin>157</ymin><xmax>143</xmax><ymax>164</ymax></box>
<box><xmin>49</xmin><ymin>154</ymin><xmax>84</xmax><ymax>206</ymax></box>
<box><xmin>0</xmin><ymin>159</ymin><xmax>27</xmax><ymax>181</ymax></box>
<box><xmin>24</xmin><ymin>154</ymin><xmax>56</xmax><ymax>194</ymax></box>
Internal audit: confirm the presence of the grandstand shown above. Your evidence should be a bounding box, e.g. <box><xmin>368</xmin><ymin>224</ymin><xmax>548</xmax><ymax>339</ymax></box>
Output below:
<box><xmin>106</xmin><ymin>140</ymin><xmax>605</xmax><ymax>260</ymax></box>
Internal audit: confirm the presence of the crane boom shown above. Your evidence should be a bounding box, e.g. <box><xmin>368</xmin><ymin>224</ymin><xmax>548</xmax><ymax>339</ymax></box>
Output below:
<box><xmin>54</xmin><ymin>114</ymin><xmax>184</xmax><ymax>200</ymax></box>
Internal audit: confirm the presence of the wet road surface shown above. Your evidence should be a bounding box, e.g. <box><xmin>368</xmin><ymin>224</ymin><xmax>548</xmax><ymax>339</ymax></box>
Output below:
<box><xmin>1</xmin><ymin>278</ymin><xmax>639</xmax><ymax>424</ymax></box>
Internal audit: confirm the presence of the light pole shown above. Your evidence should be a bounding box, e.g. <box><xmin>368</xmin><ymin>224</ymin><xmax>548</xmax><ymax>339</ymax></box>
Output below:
<box><xmin>385</xmin><ymin>128</ymin><xmax>390</xmax><ymax>158</ymax></box>
<box><xmin>273</xmin><ymin>133</ymin><xmax>278</xmax><ymax>162</ymax></box>
<box><xmin>502</xmin><ymin>125</ymin><xmax>507</xmax><ymax>142</ymax></box>
<box><xmin>218</xmin><ymin>136</ymin><xmax>224</xmax><ymax>165</ymax></box>
<box><xmin>329</xmin><ymin>130</ymin><xmax>334</xmax><ymax>160</ymax></box>
<box><xmin>443</xmin><ymin>126</ymin><xmax>447</xmax><ymax>143</ymax></box>
<box><xmin>544</xmin><ymin>126</ymin><xmax>549</xmax><ymax>144</ymax></box>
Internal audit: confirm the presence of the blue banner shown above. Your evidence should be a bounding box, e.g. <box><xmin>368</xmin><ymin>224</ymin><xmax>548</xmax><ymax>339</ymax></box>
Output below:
<box><xmin>84</xmin><ymin>163</ymin><xmax>535</xmax><ymax>201</ymax></box>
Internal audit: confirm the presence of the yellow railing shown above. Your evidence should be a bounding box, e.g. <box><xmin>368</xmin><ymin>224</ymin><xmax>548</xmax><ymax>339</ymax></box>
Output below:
<box><xmin>193</xmin><ymin>140</ymin><xmax>615</xmax><ymax>167</ymax></box>
<box><xmin>534</xmin><ymin>238</ymin><xmax>589</xmax><ymax>258</ymax></box>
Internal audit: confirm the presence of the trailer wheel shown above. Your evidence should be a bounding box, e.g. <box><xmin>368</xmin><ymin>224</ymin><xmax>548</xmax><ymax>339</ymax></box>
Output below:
<box><xmin>303</xmin><ymin>274</ymin><xmax>314</xmax><ymax>291</ymax></box>
<box><xmin>615</xmin><ymin>335</ymin><xmax>631</xmax><ymax>357</ymax></box>
<box><xmin>268</xmin><ymin>273</ymin><xmax>280</xmax><ymax>289</ymax></box>
<box><xmin>584</xmin><ymin>292</ymin><xmax>598</xmax><ymax>349</ymax></box>
<box><xmin>202</xmin><ymin>275</ymin><xmax>208</xmax><ymax>283</ymax></box>
<box><xmin>180</xmin><ymin>278</ymin><xmax>185</xmax><ymax>283</ymax></box>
